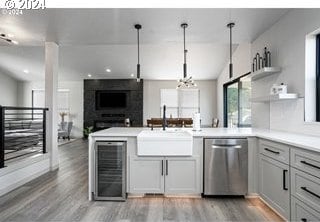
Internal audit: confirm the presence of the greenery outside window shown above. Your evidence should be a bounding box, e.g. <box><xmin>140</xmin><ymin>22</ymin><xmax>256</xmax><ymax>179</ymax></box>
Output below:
<box><xmin>223</xmin><ymin>73</ymin><xmax>251</xmax><ymax>128</ymax></box>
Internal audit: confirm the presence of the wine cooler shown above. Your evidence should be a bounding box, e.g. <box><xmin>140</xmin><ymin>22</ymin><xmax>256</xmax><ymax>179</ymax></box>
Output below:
<box><xmin>94</xmin><ymin>141</ymin><xmax>126</xmax><ymax>201</ymax></box>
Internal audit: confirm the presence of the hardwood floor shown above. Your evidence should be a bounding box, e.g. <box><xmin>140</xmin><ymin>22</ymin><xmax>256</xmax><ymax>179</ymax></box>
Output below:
<box><xmin>0</xmin><ymin>139</ymin><xmax>283</xmax><ymax>222</ymax></box>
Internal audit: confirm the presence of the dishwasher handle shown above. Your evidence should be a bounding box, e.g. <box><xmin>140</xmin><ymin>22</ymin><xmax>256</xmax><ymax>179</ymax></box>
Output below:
<box><xmin>211</xmin><ymin>145</ymin><xmax>242</xmax><ymax>149</ymax></box>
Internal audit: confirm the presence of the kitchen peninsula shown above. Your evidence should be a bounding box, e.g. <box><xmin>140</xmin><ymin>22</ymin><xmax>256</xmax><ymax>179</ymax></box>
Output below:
<box><xmin>88</xmin><ymin>127</ymin><xmax>320</xmax><ymax>220</ymax></box>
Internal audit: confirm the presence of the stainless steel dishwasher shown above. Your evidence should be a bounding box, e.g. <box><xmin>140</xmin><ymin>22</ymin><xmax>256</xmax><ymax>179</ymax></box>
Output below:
<box><xmin>204</xmin><ymin>138</ymin><xmax>248</xmax><ymax>196</ymax></box>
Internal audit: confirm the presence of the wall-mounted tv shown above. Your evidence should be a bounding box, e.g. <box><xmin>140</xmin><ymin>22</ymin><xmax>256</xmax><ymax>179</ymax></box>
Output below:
<box><xmin>96</xmin><ymin>91</ymin><xmax>127</xmax><ymax>109</ymax></box>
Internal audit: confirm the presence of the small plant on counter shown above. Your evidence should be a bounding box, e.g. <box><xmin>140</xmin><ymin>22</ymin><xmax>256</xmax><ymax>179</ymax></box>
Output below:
<box><xmin>83</xmin><ymin>126</ymin><xmax>94</xmax><ymax>139</ymax></box>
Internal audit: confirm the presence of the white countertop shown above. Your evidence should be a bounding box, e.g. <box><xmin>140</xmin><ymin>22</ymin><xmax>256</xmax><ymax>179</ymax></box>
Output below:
<box><xmin>90</xmin><ymin>127</ymin><xmax>320</xmax><ymax>153</ymax></box>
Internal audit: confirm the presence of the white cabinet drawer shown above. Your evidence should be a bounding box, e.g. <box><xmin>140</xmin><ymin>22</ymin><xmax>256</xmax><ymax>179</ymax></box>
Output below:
<box><xmin>259</xmin><ymin>139</ymin><xmax>290</xmax><ymax>164</ymax></box>
<box><xmin>291</xmin><ymin>148</ymin><xmax>320</xmax><ymax>179</ymax></box>
<box><xmin>291</xmin><ymin>196</ymin><xmax>320</xmax><ymax>222</ymax></box>
<box><xmin>291</xmin><ymin>168</ymin><xmax>320</xmax><ymax>212</ymax></box>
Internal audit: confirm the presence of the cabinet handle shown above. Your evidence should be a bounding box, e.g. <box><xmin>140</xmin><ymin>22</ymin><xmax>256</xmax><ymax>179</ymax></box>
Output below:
<box><xmin>301</xmin><ymin>186</ymin><xmax>320</xmax><ymax>199</ymax></box>
<box><xmin>301</xmin><ymin>218</ymin><xmax>307</xmax><ymax>222</ymax></box>
<box><xmin>264</xmin><ymin>148</ymin><xmax>280</xmax><ymax>154</ymax></box>
<box><xmin>161</xmin><ymin>160</ymin><xmax>164</xmax><ymax>176</ymax></box>
<box><xmin>166</xmin><ymin>160</ymin><xmax>168</xmax><ymax>175</ymax></box>
<box><xmin>300</xmin><ymin>160</ymin><xmax>320</xmax><ymax>170</ymax></box>
<box><xmin>283</xmin><ymin>170</ymin><xmax>288</xmax><ymax>190</ymax></box>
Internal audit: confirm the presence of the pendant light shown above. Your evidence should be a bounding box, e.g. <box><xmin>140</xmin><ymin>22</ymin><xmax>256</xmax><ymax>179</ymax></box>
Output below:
<box><xmin>177</xmin><ymin>23</ymin><xmax>196</xmax><ymax>89</ymax></box>
<box><xmin>227</xmin><ymin>22</ymin><xmax>235</xmax><ymax>79</ymax></box>
<box><xmin>134</xmin><ymin>24</ymin><xmax>142</xmax><ymax>82</ymax></box>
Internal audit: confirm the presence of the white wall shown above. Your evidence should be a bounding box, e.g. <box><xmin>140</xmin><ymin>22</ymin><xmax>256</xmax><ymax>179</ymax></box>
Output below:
<box><xmin>0</xmin><ymin>72</ymin><xmax>18</xmax><ymax>106</ymax></box>
<box><xmin>216</xmin><ymin>43</ymin><xmax>252</xmax><ymax>126</ymax></box>
<box><xmin>251</xmin><ymin>9</ymin><xmax>320</xmax><ymax>136</ymax></box>
<box><xmin>143</xmin><ymin>80</ymin><xmax>217</xmax><ymax>126</ymax></box>
<box><xmin>18</xmin><ymin>81</ymin><xmax>83</xmax><ymax>138</ymax></box>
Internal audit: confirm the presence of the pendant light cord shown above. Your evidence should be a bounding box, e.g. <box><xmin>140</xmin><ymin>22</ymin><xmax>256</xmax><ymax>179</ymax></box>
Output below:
<box><xmin>137</xmin><ymin>28</ymin><xmax>140</xmax><ymax>65</ymax></box>
<box><xmin>229</xmin><ymin>25</ymin><xmax>232</xmax><ymax>64</ymax></box>
<box><xmin>183</xmin><ymin>25</ymin><xmax>186</xmax><ymax>64</ymax></box>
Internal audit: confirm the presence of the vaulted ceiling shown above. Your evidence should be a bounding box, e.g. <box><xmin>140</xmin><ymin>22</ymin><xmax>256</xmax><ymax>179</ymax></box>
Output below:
<box><xmin>0</xmin><ymin>8</ymin><xmax>290</xmax><ymax>81</ymax></box>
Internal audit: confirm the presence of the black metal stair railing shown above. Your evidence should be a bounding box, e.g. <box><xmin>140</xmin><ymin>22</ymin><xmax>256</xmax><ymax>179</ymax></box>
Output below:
<box><xmin>0</xmin><ymin>106</ymin><xmax>49</xmax><ymax>168</ymax></box>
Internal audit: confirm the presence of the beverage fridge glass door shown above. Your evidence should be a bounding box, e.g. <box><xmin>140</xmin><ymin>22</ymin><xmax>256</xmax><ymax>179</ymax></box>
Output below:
<box><xmin>94</xmin><ymin>141</ymin><xmax>126</xmax><ymax>201</ymax></box>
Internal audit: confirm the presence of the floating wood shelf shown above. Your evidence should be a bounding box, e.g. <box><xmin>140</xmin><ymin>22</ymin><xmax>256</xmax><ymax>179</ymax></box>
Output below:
<box><xmin>249</xmin><ymin>67</ymin><xmax>281</xmax><ymax>81</ymax></box>
<box><xmin>251</xmin><ymin>93</ymin><xmax>300</xmax><ymax>103</ymax></box>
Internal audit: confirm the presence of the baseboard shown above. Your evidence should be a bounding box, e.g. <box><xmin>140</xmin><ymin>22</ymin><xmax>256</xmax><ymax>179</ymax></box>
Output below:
<box><xmin>258</xmin><ymin>196</ymin><xmax>287</xmax><ymax>221</ymax></box>
<box><xmin>245</xmin><ymin>193</ymin><xmax>260</xmax><ymax>198</ymax></box>
<box><xmin>164</xmin><ymin>194</ymin><xmax>202</xmax><ymax>198</ymax></box>
<box><xmin>127</xmin><ymin>193</ymin><xmax>202</xmax><ymax>198</ymax></box>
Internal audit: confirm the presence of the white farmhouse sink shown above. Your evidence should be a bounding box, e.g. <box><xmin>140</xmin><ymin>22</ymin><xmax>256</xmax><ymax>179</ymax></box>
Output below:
<box><xmin>137</xmin><ymin>129</ymin><xmax>193</xmax><ymax>156</ymax></box>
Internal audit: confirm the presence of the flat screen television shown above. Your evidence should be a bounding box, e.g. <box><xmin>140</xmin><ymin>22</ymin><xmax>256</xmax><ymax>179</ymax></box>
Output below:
<box><xmin>96</xmin><ymin>91</ymin><xmax>127</xmax><ymax>109</ymax></box>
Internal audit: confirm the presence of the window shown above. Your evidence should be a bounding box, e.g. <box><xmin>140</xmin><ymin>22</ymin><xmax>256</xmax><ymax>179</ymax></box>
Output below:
<box><xmin>316</xmin><ymin>34</ymin><xmax>320</xmax><ymax>121</ymax></box>
<box><xmin>223</xmin><ymin>73</ymin><xmax>251</xmax><ymax>128</ymax></box>
<box><xmin>160</xmin><ymin>89</ymin><xmax>200</xmax><ymax>118</ymax></box>
<box><xmin>32</xmin><ymin>89</ymin><xmax>70</xmax><ymax>120</ymax></box>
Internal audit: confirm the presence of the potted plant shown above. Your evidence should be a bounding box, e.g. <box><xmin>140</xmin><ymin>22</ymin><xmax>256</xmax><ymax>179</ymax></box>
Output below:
<box><xmin>83</xmin><ymin>126</ymin><xmax>93</xmax><ymax>140</ymax></box>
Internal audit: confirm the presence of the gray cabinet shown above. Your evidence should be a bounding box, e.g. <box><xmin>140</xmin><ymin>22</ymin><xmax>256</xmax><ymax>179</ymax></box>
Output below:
<box><xmin>259</xmin><ymin>154</ymin><xmax>290</xmax><ymax>220</ymax></box>
<box><xmin>128</xmin><ymin>156</ymin><xmax>201</xmax><ymax>195</ymax></box>
<box><xmin>290</xmin><ymin>148</ymin><xmax>320</xmax><ymax>220</ymax></box>
<box><xmin>165</xmin><ymin>156</ymin><xmax>201</xmax><ymax>194</ymax></box>
<box><xmin>128</xmin><ymin>156</ymin><xmax>164</xmax><ymax>193</ymax></box>
<box><xmin>291</xmin><ymin>196</ymin><xmax>320</xmax><ymax>222</ymax></box>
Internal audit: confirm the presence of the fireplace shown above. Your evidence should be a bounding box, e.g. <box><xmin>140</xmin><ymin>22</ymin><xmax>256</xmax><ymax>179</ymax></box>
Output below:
<box><xmin>84</xmin><ymin>79</ymin><xmax>143</xmax><ymax>133</ymax></box>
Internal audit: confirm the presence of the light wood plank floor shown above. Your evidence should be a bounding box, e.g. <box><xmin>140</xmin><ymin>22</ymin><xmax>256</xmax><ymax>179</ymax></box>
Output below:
<box><xmin>0</xmin><ymin>139</ymin><xmax>283</xmax><ymax>222</ymax></box>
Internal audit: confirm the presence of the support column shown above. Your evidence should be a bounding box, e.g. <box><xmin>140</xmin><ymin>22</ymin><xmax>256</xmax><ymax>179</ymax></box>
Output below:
<box><xmin>45</xmin><ymin>42</ymin><xmax>59</xmax><ymax>170</ymax></box>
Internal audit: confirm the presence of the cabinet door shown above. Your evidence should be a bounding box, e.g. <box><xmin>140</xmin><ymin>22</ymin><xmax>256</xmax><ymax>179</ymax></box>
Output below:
<box><xmin>129</xmin><ymin>156</ymin><xmax>164</xmax><ymax>194</ymax></box>
<box><xmin>165</xmin><ymin>156</ymin><xmax>201</xmax><ymax>194</ymax></box>
<box><xmin>291</xmin><ymin>196</ymin><xmax>320</xmax><ymax>222</ymax></box>
<box><xmin>259</xmin><ymin>154</ymin><xmax>290</xmax><ymax>220</ymax></box>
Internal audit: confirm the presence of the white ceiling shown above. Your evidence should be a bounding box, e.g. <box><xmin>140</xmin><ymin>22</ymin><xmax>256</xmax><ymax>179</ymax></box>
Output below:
<box><xmin>0</xmin><ymin>8</ymin><xmax>290</xmax><ymax>81</ymax></box>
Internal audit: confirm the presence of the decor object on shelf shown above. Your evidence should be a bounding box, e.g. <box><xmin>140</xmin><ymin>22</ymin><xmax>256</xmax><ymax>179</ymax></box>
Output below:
<box><xmin>252</xmin><ymin>46</ymin><xmax>272</xmax><ymax>72</ymax></box>
<box><xmin>177</xmin><ymin>23</ymin><xmax>196</xmax><ymax>89</ymax></box>
<box><xmin>270</xmin><ymin>83</ymin><xmax>288</xmax><ymax>95</ymax></box>
<box><xmin>59</xmin><ymin>112</ymin><xmax>68</xmax><ymax>123</ymax></box>
<box><xmin>134</xmin><ymin>24</ymin><xmax>142</xmax><ymax>82</ymax></box>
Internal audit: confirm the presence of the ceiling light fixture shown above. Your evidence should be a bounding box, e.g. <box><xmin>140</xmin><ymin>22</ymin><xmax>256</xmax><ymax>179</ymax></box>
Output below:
<box><xmin>130</xmin><ymin>73</ymin><xmax>134</xmax><ymax>77</ymax></box>
<box><xmin>227</xmin><ymin>22</ymin><xmax>235</xmax><ymax>79</ymax></box>
<box><xmin>87</xmin><ymin>74</ymin><xmax>92</xmax><ymax>78</ymax></box>
<box><xmin>106</xmin><ymin>68</ymin><xmax>111</xmax><ymax>73</ymax></box>
<box><xmin>177</xmin><ymin>23</ymin><xmax>196</xmax><ymax>89</ymax></box>
<box><xmin>134</xmin><ymin>24</ymin><xmax>142</xmax><ymax>82</ymax></box>
<box><xmin>0</xmin><ymin>33</ymin><xmax>18</xmax><ymax>45</ymax></box>
<box><xmin>23</xmin><ymin>69</ymin><xmax>29</xmax><ymax>73</ymax></box>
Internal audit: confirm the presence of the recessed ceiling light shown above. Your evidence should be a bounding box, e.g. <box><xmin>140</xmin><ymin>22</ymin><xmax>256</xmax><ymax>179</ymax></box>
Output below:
<box><xmin>12</xmin><ymin>40</ymin><xmax>19</xmax><ymax>45</ymax></box>
<box><xmin>130</xmin><ymin>73</ymin><xmax>134</xmax><ymax>77</ymax></box>
<box><xmin>106</xmin><ymin>68</ymin><xmax>111</xmax><ymax>73</ymax></box>
<box><xmin>87</xmin><ymin>74</ymin><xmax>92</xmax><ymax>77</ymax></box>
<box><xmin>23</xmin><ymin>69</ymin><xmax>29</xmax><ymax>73</ymax></box>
